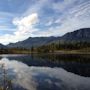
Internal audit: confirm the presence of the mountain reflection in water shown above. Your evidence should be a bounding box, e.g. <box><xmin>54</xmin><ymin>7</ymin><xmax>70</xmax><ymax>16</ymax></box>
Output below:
<box><xmin>0</xmin><ymin>57</ymin><xmax>90</xmax><ymax>90</ymax></box>
<box><xmin>2</xmin><ymin>54</ymin><xmax>90</xmax><ymax>77</ymax></box>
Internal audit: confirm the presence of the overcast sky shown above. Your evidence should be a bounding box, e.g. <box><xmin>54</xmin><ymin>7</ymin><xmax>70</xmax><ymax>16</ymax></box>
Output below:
<box><xmin>0</xmin><ymin>0</ymin><xmax>90</xmax><ymax>44</ymax></box>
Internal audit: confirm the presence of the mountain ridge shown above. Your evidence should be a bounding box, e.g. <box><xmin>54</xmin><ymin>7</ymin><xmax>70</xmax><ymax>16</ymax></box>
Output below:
<box><xmin>6</xmin><ymin>28</ymin><xmax>90</xmax><ymax>49</ymax></box>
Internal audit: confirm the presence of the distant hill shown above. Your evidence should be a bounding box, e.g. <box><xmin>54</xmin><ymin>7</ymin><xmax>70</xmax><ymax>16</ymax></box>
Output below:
<box><xmin>0</xmin><ymin>44</ymin><xmax>6</xmax><ymax>49</ymax></box>
<box><xmin>60</xmin><ymin>28</ymin><xmax>90</xmax><ymax>42</ymax></box>
<box><xmin>7</xmin><ymin>37</ymin><xmax>59</xmax><ymax>49</ymax></box>
<box><xmin>7</xmin><ymin>28</ymin><xmax>90</xmax><ymax>49</ymax></box>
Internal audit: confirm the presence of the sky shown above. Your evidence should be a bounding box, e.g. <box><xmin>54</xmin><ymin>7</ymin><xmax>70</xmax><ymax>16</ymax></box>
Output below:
<box><xmin>0</xmin><ymin>0</ymin><xmax>90</xmax><ymax>44</ymax></box>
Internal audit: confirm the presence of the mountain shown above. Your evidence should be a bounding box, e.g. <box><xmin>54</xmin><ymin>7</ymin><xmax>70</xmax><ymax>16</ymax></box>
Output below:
<box><xmin>60</xmin><ymin>28</ymin><xmax>90</xmax><ymax>42</ymax></box>
<box><xmin>7</xmin><ymin>37</ymin><xmax>60</xmax><ymax>49</ymax></box>
<box><xmin>7</xmin><ymin>28</ymin><xmax>90</xmax><ymax>49</ymax></box>
<box><xmin>0</xmin><ymin>44</ymin><xmax>6</xmax><ymax>49</ymax></box>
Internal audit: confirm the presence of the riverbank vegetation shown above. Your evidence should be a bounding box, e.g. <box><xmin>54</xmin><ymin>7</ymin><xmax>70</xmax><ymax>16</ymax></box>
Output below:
<box><xmin>0</xmin><ymin>41</ymin><xmax>90</xmax><ymax>54</ymax></box>
<box><xmin>30</xmin><ymin>41</ymin><xmax>90</xmax><ymax>54</ymax></box>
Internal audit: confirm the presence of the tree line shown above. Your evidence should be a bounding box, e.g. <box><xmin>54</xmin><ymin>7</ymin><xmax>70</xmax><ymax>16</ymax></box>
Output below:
<box><xmin>30</xmin><ymin>41</ymin><xmax>90</xmax><ymax>53</ymax></box>
<box><xmin>0</xmin><ymin>41</ymin><xmax>90</xmax><ymax>54</ymax></box>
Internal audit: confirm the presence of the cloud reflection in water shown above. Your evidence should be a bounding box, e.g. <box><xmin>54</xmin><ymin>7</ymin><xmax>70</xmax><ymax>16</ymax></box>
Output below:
<box><xmin>0</xmin><ymin>58</ymin><xmax>90</xmax><ymax>90</ymax></box>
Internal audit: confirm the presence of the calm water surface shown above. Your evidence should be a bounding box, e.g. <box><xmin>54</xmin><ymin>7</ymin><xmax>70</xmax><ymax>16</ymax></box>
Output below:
<box><xmin>0</xmin><ymin>54</ymin><xmax>90</xmax><ymax>90</ymax></box>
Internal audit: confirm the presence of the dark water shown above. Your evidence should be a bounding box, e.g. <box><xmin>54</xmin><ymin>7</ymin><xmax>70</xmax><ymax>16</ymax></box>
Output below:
<box><xmin>1</xmin><ymin>54</ymin><xmax>90</xmax><ymax>77</ymax></box>
<box><xmin>0</xmin><ymin>54</ymin><xmax>90</xmax><ymax>90</ymax></box>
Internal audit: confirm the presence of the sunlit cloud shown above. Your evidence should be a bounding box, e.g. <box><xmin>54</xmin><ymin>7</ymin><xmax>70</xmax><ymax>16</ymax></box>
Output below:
<box><xmin>0</xmin><ymin>13</ymin><xmax>38</xmax><ymax>44</ymax></box>
<box><xmin>13</xmin><ymin>13</ymin><xmax>38</xmax><ymax>36</ymax></box>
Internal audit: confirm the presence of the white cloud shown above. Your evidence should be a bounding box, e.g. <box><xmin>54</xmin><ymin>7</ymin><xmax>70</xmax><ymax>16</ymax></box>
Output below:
<box><xmin>13</xmin><ymin>13</ymin><xmax>38</xmax><ymax>36</ymax></box>
<box><xmin>24</xmin><ymin>0</ymin><xmax>49</xmax><ymax>15</ymax></box>
<box><xmin>37</xmin><ymin>17</ymin><xmax>90</xmax><ymax>37</ymax></box>
<box><xmin>45</xmin><ymin>20</ymin><xmax>53</xmax><ymax>26</ymax></box>
<box><xmin>13</xmin><ymin>13</ymin><xmax>38</xmax><ymax>27</ymax></box>
<box><xmin>0</xmin><ymin>13</ymin><xmax>38</xmax><ymax>45</ymax></box>
<box><xmin>34</xmin><ymin>0</ymin><xmax>90</xmax><ymax>37</ymax></box>
<box><xmin>0</xmin><ymin>0</ymin><xmax>90</xmax><ymax>44</ymax></box>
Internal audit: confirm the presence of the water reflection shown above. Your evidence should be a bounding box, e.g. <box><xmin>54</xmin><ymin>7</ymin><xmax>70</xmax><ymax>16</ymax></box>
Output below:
<box><xmin>0</xmin><ymin>58</ymin><xmax>90</xmax><ymax>90</ymax></box>
<box><xmin>1</xmin><ymin>54</ymin><xmax>90</xmax><ymax>77</ymax></box>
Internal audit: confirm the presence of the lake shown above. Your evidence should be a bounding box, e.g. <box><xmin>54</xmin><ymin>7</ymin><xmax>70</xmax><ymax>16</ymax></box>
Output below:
<box><xmin>0</xmin><ymin>54</ymin><xmax>90</xmax><ymax>90</ymax></box>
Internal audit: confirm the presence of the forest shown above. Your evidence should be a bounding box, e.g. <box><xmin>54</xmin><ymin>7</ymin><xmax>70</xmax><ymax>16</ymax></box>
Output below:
<box><xmin>0</xmin><ymin>41</ymin><xmax>90</xmax><ymax>54</ymax></box>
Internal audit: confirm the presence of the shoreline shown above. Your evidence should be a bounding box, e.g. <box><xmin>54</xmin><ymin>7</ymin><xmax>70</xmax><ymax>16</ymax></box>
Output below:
<box><xmin>0</xmin><ymin>50</ymin><xmax>90</xmax><ymax>55</ymax></box>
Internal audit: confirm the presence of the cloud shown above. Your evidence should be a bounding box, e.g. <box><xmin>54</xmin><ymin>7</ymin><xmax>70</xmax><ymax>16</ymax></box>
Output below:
<box><xmin>0</xmin><ymin>0</ymin><xmax>90</xmax><ymax>44</ymax></box>
<box><xmin>45</xmin><ymin>19</ymin><xmax>54</xmax><ymax>26</ymax></box>
<box><xmin>0</xmin><ymin>58</ymin><xmax>90</xmax><ymax>90</ymax></box>
<box><xmin>33</xmin><ymin>0</ymin><xmax>90</xmax><ymax>37</ymax></box>
<box><xmin>23</xmin><ymin>0</ymin><xmax>49</xmax><ymax>15</ymax></box>
<box><xmin>0</xmin><ymin>13</ymin><xmax>38</xmax><ymax>45</ymax></box>
<box><xmin>13</xmin><ymin>13</ymin><xmax>38</xmax><ymax>36</ymax></box>
<box><xmin>13</xmin><ymin>13</ymin><xmax>38</xmax><ymax>27</ymax></box>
